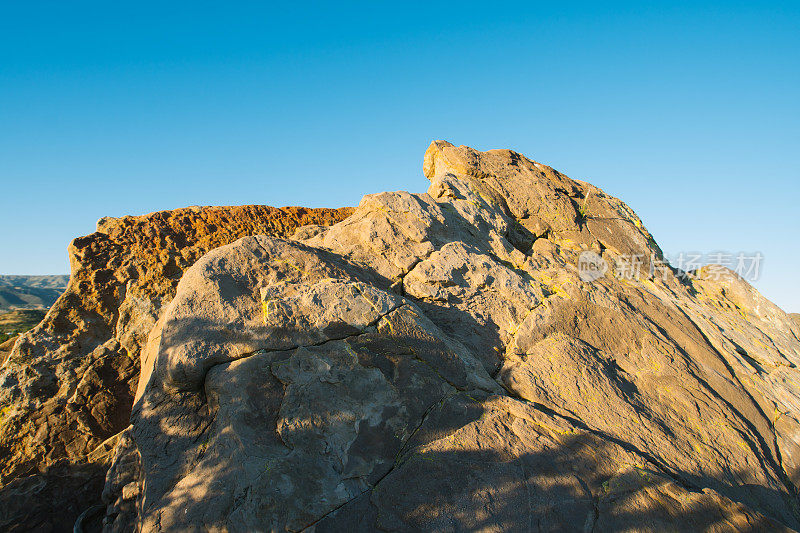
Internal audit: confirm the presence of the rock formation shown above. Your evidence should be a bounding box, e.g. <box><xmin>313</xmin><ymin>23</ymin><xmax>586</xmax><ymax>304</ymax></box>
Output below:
<box><xmin>0</xmin><ymin>205</ymin><xmax>352</xmax><ymax>531</ymax></box>
<box><xmin>3</xmin><ymin>142</ymin><xmax>800</xmax><ymax>532</ymax></box>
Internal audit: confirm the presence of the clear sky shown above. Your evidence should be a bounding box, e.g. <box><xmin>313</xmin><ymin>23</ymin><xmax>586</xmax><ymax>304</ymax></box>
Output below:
<box><xmin>1</xmin><ymin>2</ymin><xmax>798</xmax><ymax>311</ymax></box>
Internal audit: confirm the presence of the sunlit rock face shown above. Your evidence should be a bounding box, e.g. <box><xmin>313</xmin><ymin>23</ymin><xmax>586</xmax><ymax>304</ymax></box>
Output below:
<box><xmin>119</xmin><ymin>142</ymin><xmax>800</xmax><ymax>531</ymax></box>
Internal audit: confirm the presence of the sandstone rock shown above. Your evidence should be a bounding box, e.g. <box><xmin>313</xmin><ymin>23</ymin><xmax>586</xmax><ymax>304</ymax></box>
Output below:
<box><xmin>100</xmin><ymin>427</ymin><xmax>141</xmax><ymax>533</ymax></box>
<box><xmin>123</xmin><ymin>142</ymin><xmax>800</xmax><ymax>531</ymax></box>
<box><xmin>0</xmin><ymin>204</ymin><xmax>352</xmax><ymax>532</ymax></box>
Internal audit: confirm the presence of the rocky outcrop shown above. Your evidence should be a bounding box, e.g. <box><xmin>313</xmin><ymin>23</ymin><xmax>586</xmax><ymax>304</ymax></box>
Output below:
<box><xmin>0</xmin><ymin>205</ymin><xmax>352</xmax><ymax>532</ymax></box>
<box><xmin>118</xmin><ymin>142</ymin><xmax>800</xmax><ymax>531</ymax></box>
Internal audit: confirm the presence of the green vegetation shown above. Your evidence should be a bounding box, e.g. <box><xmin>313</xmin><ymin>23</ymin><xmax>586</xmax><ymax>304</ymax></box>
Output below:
<box><xmin>577</xmin><ymin>191</ymin><xmax>592</xmax><ymax>221</ymax></box>
<box><xmin>0</xmin><ymin>309</ymin><xmax>47</xmax><ymax>343</ymax></box>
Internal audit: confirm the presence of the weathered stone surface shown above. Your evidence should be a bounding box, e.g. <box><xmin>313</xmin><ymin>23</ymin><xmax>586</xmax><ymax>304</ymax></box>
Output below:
<box><xmin>130</xmin><ymin>236</ymin><xmax>499</xmax><ymax>531</ymax></box>
<box><xmin>0</xmin><ymin>204</ymin><xmax>352</xmax><ymax>532</ymax></box>
<box><xmin>123</xmin><ymin>142</ymin><xmax>800</xmax><ymax>531</ymax></box>
<box><xmin>319</xmin><ymin>395</ymin><xmax>791</xmax><ymax>532</ymax></box>
<box><xmin>100</xmin><ymin>426</ymin><xmax>141</xmax><ymax>533</ymax></box>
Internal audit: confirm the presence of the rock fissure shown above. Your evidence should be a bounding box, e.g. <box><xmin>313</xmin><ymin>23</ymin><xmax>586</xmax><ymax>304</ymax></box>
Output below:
<box><xmin>674</xmin><ymin>310</ymin><xmax>798</xmax><ymax>497</ymax></box>
<box><xmin>196</xmin><ymin>302</ymin><xmax>404</xmax><ymax>395</ymax></box>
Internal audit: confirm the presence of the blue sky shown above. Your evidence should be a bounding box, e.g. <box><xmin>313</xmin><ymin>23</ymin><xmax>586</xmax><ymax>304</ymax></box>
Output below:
<box><xmin>1</xmin><ymin>2</ymin><xmax>798</xmax><ymax>311</ymax></box>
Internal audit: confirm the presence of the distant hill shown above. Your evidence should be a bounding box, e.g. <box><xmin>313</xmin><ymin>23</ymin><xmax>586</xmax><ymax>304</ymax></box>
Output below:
<box><xmin>0</xmin><ymin>275</ymin><xmax>69</xmax><ymax>313</ymax></box>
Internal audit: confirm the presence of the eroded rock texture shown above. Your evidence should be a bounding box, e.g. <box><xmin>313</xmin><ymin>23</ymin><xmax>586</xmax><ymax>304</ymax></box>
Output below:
<box><xmin>122</xmin><ymin>142</ymin><xmax>800</xmax><ymax>531</ymax></box>
<box><xmin>0</xmin><ymin>205</ymin><xmax>352</xmax><ymax>532</ymax></box>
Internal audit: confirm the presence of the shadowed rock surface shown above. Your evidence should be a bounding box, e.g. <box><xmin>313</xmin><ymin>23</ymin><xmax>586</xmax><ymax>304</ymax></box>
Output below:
<box><xmin>106</xmin><ymin>142</ymin><xmax>800</xmax><ymax>532</ymax></box>
<box><xmin>0</xmin><ymin>205</ymin><xmax>353</xmax><ymax>532</ymax></box>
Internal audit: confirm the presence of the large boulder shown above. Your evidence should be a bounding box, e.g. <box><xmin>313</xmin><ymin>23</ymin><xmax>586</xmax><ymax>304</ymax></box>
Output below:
<box><xmin>122</xmin><ymin>142</ymin><xmax>800</xmax><ymax>531</ymax></box>
<box><xmin>0</xmin><ymin>204</ymin><xmax>352</xmax><ymax>532</ymax></box>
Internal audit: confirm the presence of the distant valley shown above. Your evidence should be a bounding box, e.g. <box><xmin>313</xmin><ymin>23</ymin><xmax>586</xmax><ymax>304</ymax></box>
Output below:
<box><xmin>0</xmin><ymin>274</ymin><xmax>69</xmax><ymax>313</ymax></box>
